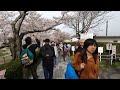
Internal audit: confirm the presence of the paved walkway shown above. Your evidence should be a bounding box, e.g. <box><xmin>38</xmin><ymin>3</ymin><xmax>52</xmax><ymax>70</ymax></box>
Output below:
<box><xmin>37</xmin><ymin>61</ymin><xmax>67</xmax><ymax>79</ymax></box>
<box><xmin>36</xmin><ymin>54</ymin><xmax>120</xmax><ymax>79</ymax></box>
<box><xmin>37</xmin><ymin>55</ymin><xmax>68</xmax><ymax>79</ymax></box>
<box><xmin>37</xmin><ymin>61</ymin><xmax>120</xmax><ymax>79</ymax></box>
<box><xmin>99</xmin><ymin>67</ymin><xmax>120</xmax><ymax>79</ymax></box>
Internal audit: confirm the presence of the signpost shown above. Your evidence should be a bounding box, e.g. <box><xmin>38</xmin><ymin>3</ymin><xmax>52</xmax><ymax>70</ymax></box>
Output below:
<box><xmin>98</xmin><ymin>47</ymin><xmax>103</xmax><ymax>62</ymax></box>
<box><xmin>111</xmin><ymin>45</ymin><xmax>116</xmax><ymax>65</ymax></box>
<box><xmin>71</xmin><ymin>38</ymin><xmax>79</xmax><ymax>42</ymax></box>
<box><xmin>106</xmin><ymin>43</ymin><xmax>112</xmax><ymax>51</ymax></box>
<box><xmin>106</xmin><ymin>43</ymin><xmax>112</xmax><ymax>63</ymax></box>
<box><xmin>71</xmin><ymin>46</ymin><xmax>75</xmax><ymax>55</ymax></box>
<box><xmin>112</xmin><ymin>45</ymin><xmax>116</xmax><ymax>55</ymax></box>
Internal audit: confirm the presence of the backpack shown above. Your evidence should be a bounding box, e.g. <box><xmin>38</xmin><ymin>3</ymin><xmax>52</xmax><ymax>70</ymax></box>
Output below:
<box><xmin>20</xmin><ymin>44</ymin><xmax>34</xmax><ymax>67</ymax></box>
<box><xmin>65</xmin><ymin>62</ymin><xmax>79</xmax><ymax>79</ymax></box>
<box><xmin>41</xmin><ymin>45</ymin><xmax>54</xmax><ymax>59</ymax></box>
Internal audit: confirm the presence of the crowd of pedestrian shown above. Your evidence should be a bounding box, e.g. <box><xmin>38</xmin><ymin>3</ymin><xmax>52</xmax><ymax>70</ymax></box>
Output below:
<box><xmin>20</xmin><ymin>34</ymin><xmax>99</xmax><ymax>79</ymax></box>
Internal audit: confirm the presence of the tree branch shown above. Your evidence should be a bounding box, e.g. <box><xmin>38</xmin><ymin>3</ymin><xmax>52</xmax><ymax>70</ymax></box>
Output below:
<box><xmin>20</xmin><ymin>27</ymin><xmax>60</xmax><ymax>38</ymax></box>
<box><xmin>0</xmin><ymin>45</ymin><xmax>9</xmax><ymax>49</ymax></box>
<box><xmin>17</xmin><ymin>11</ymin><xmax>28</xmax><ymax>32</ymax></box>
<box><xmin>11</xmin><ymin>11</ymin><xmax>22</xmax><ymax>26</ymax></box>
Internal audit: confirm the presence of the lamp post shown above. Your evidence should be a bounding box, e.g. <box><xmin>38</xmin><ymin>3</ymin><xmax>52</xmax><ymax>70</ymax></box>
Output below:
<box><xmin>106</xmin><ymin>21</ymin><xmax>108</xmax><ymax>36</ymax></box>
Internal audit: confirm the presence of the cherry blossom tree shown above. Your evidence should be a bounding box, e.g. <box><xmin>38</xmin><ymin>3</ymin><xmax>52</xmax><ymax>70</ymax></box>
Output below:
<box><xmin>49</xmin><ymin>30</ymin><xmax>71</xmax><ymax>42</ymax></box>
<box><xmin>0</xmin><ymin>11</ymin><xmax>67</xmax><ymax>60</ymax></box>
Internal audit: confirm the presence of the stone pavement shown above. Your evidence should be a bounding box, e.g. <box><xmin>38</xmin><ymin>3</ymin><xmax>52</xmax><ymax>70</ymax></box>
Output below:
<box><xmin>36</xmin><ymin>53</ymin><xmax>70</xmax><ymax>79</ymax></box>
<box><xmin>36</xmin><ymin>54</ymin><xmax>120</xmax><ymax>79</ymax></box>
<box><xmin>37</xmin><ymin>61</ymin><xmax>120</xmax><ymax>79</ymax></box>
<box><xmin>99</xmin><ymin>67</ymin><xmax>120</xmax><ymax>79</ymax></box>
<box><xmin>37</xmin><ymin>58</ymin><xmax>68</xmax><ymax>79</ymax></box>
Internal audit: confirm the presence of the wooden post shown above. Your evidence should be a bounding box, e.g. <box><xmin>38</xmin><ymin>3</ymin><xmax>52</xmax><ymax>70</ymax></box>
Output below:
<box><xmin>100</xmin><ymin>53</ymin><xmax>101</xmax><ymax>62</ymax></box>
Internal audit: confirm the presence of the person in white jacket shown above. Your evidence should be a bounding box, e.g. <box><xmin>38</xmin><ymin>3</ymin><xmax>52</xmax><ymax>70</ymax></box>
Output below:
<box><xmin>51</xmin><ymin>42</ymin><xmax>59</xmax><ymax>67</ymax></box>
<box><xmin>54</xmin><ymin>43</ymin><xmax>58</xmax><ymax>58</ymax></box>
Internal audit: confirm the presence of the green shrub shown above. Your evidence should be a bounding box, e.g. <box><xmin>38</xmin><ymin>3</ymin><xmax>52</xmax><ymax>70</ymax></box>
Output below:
<box><xmin>112</xmin><ymin>61</ymin><xmax>120</xmax><ymax>68</ymax></box>
<box><xmin>99</xmin><ymin>60</ymin><xmax>111</xmax><ymax>69</ymax></box>
<box><xmin>0</xmin><ymin>59</ymin><xmax>23</xmax><ymax>79</ymax></box>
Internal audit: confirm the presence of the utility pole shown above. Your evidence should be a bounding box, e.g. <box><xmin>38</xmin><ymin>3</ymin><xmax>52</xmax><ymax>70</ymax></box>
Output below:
<box><xmin>106</xmin><ymin>21</ymin><xmax>108</xmax><ymax>36</ymax></box>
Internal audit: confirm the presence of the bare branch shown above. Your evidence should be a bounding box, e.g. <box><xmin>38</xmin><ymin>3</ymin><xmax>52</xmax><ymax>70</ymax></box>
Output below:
<box><xmin>17</xmin><ymin>11</ymin><xmax>28</xmax><ymax>32</ymax></box>
<box><xmin>0</xmin><ymin>45</ymin><xmax>9</xmax><ymax>49</ymax></box>
<box><xmin>20</xmin><ymin>27</ymin><xmax>60</xmax><ymax>37</ymax></box>
<box><xmin>62</xmin><ymin>11</ymin><xmax>110</xmax><ymax>37</ymax></box>
<box><xmin>28</xmin><ymin>11</ymin><xmax>67</xmax><ymax>35</ymax></box>
<box><xmin>11</xmin><ymin>11</ymin><xmax>22</xmax><ymax>26</ymax></box>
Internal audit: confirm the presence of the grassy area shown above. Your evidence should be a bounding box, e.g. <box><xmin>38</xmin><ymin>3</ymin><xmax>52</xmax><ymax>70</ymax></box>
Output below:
<box><xmin>99</xmin><ymin>60</ymin><xmax>111</xmax><ymax>69</ymax></box>
<box><xmin>112</xmin><ymin>61</ymin><xmax>120</xmax><ymax>68</ymax></box>
<box><xmin>0</xmin><ymin>50</ymin><xmax>6</xmax><ymax>56</ymax></box>
<box><xmin>100</xmin><ymin>60</ymin><xmax>120</xmax><ymax>69</ymax></box>
<box><xmin>0</xmin><ymin>48</ymin><xmax>12</xmax><ymax>64</ymax></box>
<box><xmin>0</xmin><ymin>51</ymin><xmax>2</xmax><ymax>56</ymax></box>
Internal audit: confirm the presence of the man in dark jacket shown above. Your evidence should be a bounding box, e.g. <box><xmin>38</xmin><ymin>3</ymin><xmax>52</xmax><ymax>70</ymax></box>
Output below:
<box><xmin>40</xmin><ymin>39</ymin><xmax>55</xmax><ymax>79</ymax></box>
<box><xmin>22</xmin><ymin>36</ymin><xmax>40</xmax><ymax>79</ymax></box>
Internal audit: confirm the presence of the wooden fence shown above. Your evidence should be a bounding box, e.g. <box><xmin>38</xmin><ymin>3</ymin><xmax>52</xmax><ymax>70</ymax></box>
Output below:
<box><xmin>99</xmin><ymin>54</ymin><xmax>120</xmax><ymax>65</ymax></box>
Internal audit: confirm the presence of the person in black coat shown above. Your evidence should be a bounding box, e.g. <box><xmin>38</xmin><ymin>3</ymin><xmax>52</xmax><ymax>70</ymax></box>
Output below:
<box><xmin>40</xmin><ymin>39</ymin><xmax>55</xmax><ymax>79</ymax></box>
<box><xmin>22</xmin><ymin>36</ymin><xmax>40</xmax><ymax>79</ymax></box>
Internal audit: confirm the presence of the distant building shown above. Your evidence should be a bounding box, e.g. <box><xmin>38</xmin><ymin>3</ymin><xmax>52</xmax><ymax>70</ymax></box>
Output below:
<box><xmin>71</xmin><ymin>35</ymin><xmax>120</xmax><ymax>43</ymax></box>
<box><xmin>71</xmin><ymin>33</ymin><xmax>94</xmax><ymax>42</ymax></box>
<box><xmin>71</xmin><ymin>35</ymin><xmax>79</xmax><ymax>42</ymax></box>
<box><xmin>94</xmin><ymin>36</ymin><xmax>120</xmax><ymax>43</ymax></box>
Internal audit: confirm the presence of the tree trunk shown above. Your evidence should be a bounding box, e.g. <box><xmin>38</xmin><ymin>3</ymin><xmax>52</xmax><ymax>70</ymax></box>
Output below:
<box><xmin>15</xmin><ymin>34</ymin><xmax>22</xmax><ymax>60</ymax></box>
<box><xmin>8</xmin><ymin>35</ymin><xmax>22</xmax><ymax>60</ymax></box>
<box><xmin>8</xmin><ymin>38</ymin><xmax>15</xmax><ymax>60</ymax></box>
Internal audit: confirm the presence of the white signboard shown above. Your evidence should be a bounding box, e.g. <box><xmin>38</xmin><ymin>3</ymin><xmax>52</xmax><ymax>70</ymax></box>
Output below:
<box><xmin>71</xmin><ymin>38</ymin><xmax>79</xmax><ymax>42</ymax></box>
<box><xmin>80</xmin><ymin>33</ymin><xmax>93</xmax><ymax>39</ymax></box>
<box><xmin>71</xmin><ymin>46</ymin><xmax>75</xmax><ymax>51</ymax></box>
<box><xmin>106</xmin><ymin>43</ymin><xmax>112</xmax><ymax>50</ymax></box>
<box><xmin>98</xmin><ymin>47</ymin><xmax>103</xmax><ymax>53</ymax></box>
<box><xmin>112</xmin><ymin>45</ymin><xmax>116</xmax><ymax>54</ymax></box>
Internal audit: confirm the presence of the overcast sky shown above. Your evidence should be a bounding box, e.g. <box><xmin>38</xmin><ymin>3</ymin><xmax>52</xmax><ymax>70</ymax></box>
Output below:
<box><xmin>38</xmin><ymin>11</ymin><xmax>120</xmax><ymax>36</ymax></box>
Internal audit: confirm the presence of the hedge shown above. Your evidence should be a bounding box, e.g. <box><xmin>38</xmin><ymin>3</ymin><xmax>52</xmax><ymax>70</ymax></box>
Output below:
<box><xmin>0</xmin><ymin>59</ymin><xmax>23</xmax><ymax>79</ymax></box>
<box><xmin>0</xmin><ymin>57</ymin><xmax>42</xmax><ymax>79</ymax></box>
